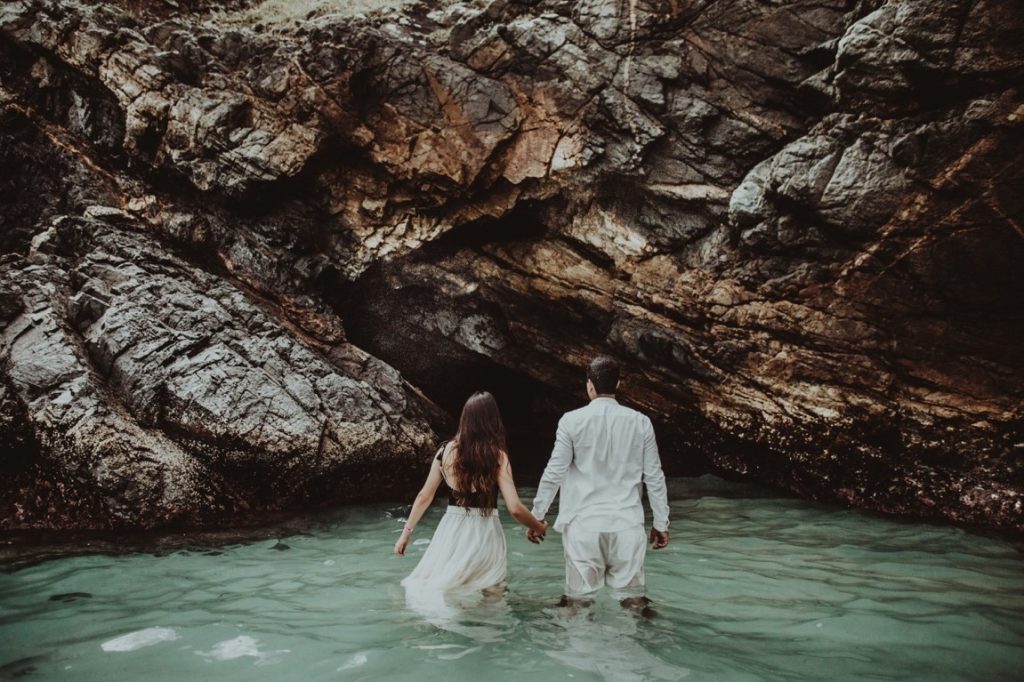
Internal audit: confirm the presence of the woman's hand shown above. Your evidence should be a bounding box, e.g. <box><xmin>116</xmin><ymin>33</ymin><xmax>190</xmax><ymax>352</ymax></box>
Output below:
<box><xmin>397</xmin><ymin>454</ymin><xmax>444</xmax><ymax>557</ymax></box>
<box><xmin>527</xmin><ymin>519</ymin><xmax>548</xmax><ymax>544</ymax></box>
<box><xmin>394</xmin><ymin>531</ymin><xmax>411</xmax><ymax>556</ymax></box>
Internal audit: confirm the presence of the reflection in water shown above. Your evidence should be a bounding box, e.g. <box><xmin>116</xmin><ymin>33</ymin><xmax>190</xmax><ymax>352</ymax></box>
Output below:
<box><xmin>403</xmin><ymin>583</ymin><xmax>514</xmax><ymax>642</ymax></box>
<box><xmin>541</xmin><ymin>604</ymin><xmax>690</xmax><ymax>681</ymax></box>
<box><xmin>1</xmin><ymin>476</ymin><xmax>1022</xmax><ymax>680</ymax></box>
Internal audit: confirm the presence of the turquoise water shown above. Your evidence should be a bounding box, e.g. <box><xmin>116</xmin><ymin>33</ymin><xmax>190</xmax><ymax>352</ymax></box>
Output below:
<box><xmin>2</xmin><ymin>476</ymin><xmax>1023</xmax><ymax>680</ymax></box>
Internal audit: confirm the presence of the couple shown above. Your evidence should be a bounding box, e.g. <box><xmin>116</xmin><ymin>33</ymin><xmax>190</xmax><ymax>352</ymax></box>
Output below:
<box><xmin>395</xmin><ymin>355</ymin><xmax>671</xmax><ymax>612</ymax></box>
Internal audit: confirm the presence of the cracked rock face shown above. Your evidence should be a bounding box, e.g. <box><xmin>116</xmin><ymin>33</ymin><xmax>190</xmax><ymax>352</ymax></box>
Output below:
<box><xmin>0</xmin><ymin>214</ymin><xmax>438</xmax><ymax>529</ymax></box>
<box><xmin>1</xmin><ymin>0</ymin><xmax>1022</xmax><ymax>532</ymax></box>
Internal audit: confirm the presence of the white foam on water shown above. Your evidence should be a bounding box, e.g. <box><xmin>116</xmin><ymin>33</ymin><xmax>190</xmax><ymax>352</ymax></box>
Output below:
<box><xmin>413</xmin><ymin>539</ymin><xmax>431</xmax><ymax>545</ymax></box>
<box><xmin>337</xmin><ymin>652</ymin><xmax>368</xmax><ymax>670</ymax></box>
<box><xmin>437</xmin><ymin>645</ymin><xmax>482</xmax><ymax>661</ymax></box>
<box><xmin>196</xmin><ymin>635</ymin><xmax>290</xmax><ymax>666</ymax></box>
<box><xmin>100</xmin><ymin>627</ymin><xmax>180</xmax><ymax>652</ymax></box>
<box><xmin>199</xmin><ymin>635</ymin><xmax>260</xmax><ymax>660</ymax></box>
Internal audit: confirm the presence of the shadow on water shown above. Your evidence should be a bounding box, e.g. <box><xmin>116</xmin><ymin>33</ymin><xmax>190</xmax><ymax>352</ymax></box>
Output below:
<box><xmin>3</xmin><ymin>475</ymin><xmax>1021</xmax><ymax>573</ymax></box>
<box><xmin>0</xmin><ymin>475</ymin><xmax>777</xmax><ymax>573</ymax></box>
<box><xmin>0</xmin><ymin>506</ymin><xmax>349</xmax><ymax>573</ymax></box>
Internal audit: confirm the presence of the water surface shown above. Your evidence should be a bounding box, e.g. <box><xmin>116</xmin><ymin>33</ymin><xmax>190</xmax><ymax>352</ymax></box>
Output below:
<box><xmin>2</xmin><ymin>476</ymin><xmax>1022</xmax><ymax>680</ymax></box>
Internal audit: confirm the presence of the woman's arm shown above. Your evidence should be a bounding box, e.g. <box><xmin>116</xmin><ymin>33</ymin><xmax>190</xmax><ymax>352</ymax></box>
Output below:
<box><xmin>394</xmin><ymin>455</ymin><xmax>443</xmax><ymax>556</ymax></box>
<box><xmin>497</xmin><ymin>451</ymin><xmax>547</xmax><ymax>536</ymax></box>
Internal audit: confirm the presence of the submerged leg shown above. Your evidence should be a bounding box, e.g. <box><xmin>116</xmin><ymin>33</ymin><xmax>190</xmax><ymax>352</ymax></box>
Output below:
<box><xmin>619</xmin><ymin>595</ymin><xmax>657</xmax><ymax>619</ymax></box>
<box><xmin>557</xmin><ymin>594</ymin><xmax>595</xmax><ymax>617</ymax></box>
<box><xmin>482</xmin><ymin>583</ymin><xmax>508</xmax><ymax>598</ymax></box>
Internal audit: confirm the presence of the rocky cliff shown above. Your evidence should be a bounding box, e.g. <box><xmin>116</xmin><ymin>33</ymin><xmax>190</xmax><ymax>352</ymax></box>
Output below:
<box><xmin>1</xmin><ymin>0</ymin><xmax>1021</xmax><ymax>532</ymax></box>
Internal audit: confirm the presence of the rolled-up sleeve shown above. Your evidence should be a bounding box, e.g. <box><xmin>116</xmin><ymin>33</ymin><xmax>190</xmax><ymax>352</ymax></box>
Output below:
<box><xmin>642</xmin><ymin>417</ymin><xmax>670</xmax><ymax>532</ymax></box>
<box><xmin>531</xmin><ymin>414</ymin><xmax>574</xmax><ymax>520</ymax></box>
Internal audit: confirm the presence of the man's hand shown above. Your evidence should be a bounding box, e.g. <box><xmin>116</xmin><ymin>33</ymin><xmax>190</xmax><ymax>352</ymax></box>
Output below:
<box><xmin>650</xmin><ymin>528</ymin><xmax>669</xmax><ymax>550</ymax></box>
<box><xmin>527</xmin><ymin>520</ymin><xmax>548</xmax><ymax>544</ymax></box>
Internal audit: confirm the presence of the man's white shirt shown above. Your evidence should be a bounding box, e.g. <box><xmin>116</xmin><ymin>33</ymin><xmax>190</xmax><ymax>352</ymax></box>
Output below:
<box><xmin>531</xmin><ymin>396</ymin><xmax>670</xmax><ymax>534</ymax></box>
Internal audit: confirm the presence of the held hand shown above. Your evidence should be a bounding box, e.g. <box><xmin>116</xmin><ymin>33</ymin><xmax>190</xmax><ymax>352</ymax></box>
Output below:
<box><xmin>650</xmin><ymin>528</ymin><xmax>669</xmax><ymax>550</ymax></box>
<box><xmin>526</xmin><ymin>520</ymin><xmax>548</xmax><ymax>544</ymax></box>
<box><xmin>394</xmin><ymin>532</ymin><xmax>410</xmax><ymax>556</ymax></box>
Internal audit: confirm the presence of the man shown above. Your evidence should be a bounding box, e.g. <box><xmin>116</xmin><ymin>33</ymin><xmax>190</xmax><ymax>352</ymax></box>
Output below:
<box><xmin>528</xmin><ymin>355</ymin><xmax>670</xmax><ymax>612</ymax></box>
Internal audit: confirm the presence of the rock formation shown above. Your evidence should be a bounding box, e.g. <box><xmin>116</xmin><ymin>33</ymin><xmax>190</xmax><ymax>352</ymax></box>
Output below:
<box><xmin>1</xmin><ymin>0</ymin><xmax>1021</xmax><ymax>532</ymax></box>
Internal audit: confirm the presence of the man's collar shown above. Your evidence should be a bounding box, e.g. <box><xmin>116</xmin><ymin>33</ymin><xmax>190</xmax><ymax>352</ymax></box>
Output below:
<box><xmin>591</xmin><ymin>395</ymin><xmax>618</xmax><ymax>403</ymax></box>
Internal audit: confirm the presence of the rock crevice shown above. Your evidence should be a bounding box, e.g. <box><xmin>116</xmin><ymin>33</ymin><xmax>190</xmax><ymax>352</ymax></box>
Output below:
<box><xmin>0</xmin><ymin>0</ymin><xmax>1021</xmax><ymax>531</ymax></box>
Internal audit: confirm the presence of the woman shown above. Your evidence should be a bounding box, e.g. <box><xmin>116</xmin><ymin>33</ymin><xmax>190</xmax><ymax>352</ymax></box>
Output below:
<box><xmin>395</xmin><ymin>391</ymin><xmax>547</xmax><ymax>599</ymax></box>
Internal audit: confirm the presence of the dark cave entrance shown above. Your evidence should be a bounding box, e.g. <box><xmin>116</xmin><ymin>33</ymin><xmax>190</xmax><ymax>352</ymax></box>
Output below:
<box><xmin>325</xmin><ymin>197</ymin><xmax>714</xmax><ymax>483</ymax></box>
<box><xmin>329</xmin><ymin>200</ymin><xmax>578</xmax><ymax>481</ymax></box>
<box><xmin>394</xmin><ymin>348</ymin><xmax>569</xmax><ymax>483</ymax></box>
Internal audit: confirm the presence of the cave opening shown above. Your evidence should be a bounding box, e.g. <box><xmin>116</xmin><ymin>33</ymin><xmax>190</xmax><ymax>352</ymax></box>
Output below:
<box><xmin>323</xmin><ymin>195</ymin><xmax>719</xmax><ymax>484</ymax></box>
<box><xmin>328</xmin><ymin>199</ymin><xmax>578</xmax><ymax>480</ymax></box>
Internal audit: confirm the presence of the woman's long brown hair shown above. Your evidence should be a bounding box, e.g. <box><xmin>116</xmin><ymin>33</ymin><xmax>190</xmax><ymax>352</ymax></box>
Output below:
<box><xmin>449</xmin><ymin>391</ymin><xmax>506</xmax><ymax>513</ymax></box>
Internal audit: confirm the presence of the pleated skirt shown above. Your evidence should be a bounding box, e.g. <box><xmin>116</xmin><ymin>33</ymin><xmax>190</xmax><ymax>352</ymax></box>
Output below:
<box><xmin>401</xmin><ymin>505</ymin><xmax>507</xmax><ymax>595</ymax></box>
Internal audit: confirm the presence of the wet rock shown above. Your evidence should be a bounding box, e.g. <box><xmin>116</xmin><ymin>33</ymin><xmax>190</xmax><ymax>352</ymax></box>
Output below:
<box><xmin>0</xmin><ymin>0</ymin><xmax>1022</xmax><ymax>532</ymax></box>
<box><xmin>834</xmin><ymin>0</ymin><xmax>1024</xmax><ymax>108</ymax></box>
<box><xmin>0</xmin><ymin>215</ymin><xmax>437</xmax><ymax>530</ymax></box>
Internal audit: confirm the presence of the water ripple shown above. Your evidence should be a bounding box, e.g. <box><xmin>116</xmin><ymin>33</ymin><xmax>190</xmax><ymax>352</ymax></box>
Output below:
<box><xmin>1</xmin><ymin>475</ymin><xmax>1022</xmax><ymax>680</ymax></box>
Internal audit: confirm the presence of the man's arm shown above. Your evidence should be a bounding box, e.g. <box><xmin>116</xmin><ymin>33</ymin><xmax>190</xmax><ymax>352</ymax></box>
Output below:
<box><xmin>530</xmin><ymin>414</ymin><xmax>574</xmax><ymax>521</ymax></box>
<box><xmin>642</xmin><ymin>416</ymin><xmax>671</xmax><ymax>538</ymax></box>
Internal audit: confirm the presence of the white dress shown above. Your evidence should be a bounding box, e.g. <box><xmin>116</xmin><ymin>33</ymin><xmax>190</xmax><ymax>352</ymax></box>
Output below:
<box><xmin>401</xmin><ymin>443</ymin><xmax>507</xmax><ymax>620</ymax></box>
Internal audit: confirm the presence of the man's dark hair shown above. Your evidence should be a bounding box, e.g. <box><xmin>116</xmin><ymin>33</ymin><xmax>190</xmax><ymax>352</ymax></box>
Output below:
<box><xmin>587</xmin><ymin>355</ymin><xmax>620</xmax><ymax>394</ymax></box>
